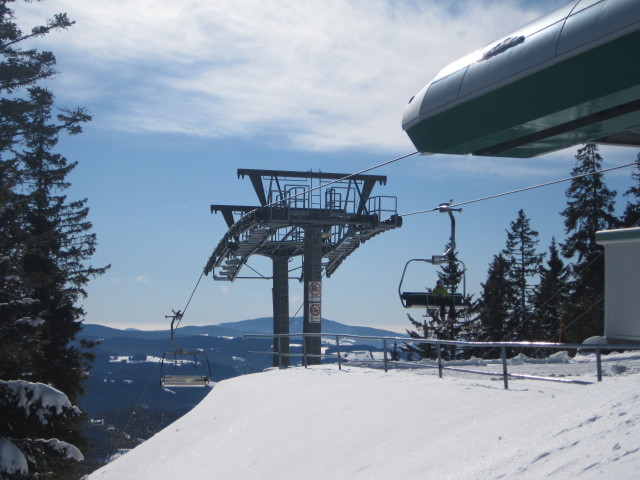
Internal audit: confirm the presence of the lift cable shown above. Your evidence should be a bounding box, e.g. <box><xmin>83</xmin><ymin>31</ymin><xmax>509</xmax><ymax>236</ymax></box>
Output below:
<box><xmin>170</xmin><ymin>268</ymin><xmax>206</xmax><ymax>331</ymax></box>
<box><xmin>399</xmin><ymin>160</ymin><xmax>639</xmax><ymax>218</ymax></box>
<box><xmin>396</xmin><ymin>159</ymin><xmax>637</xmax><ymax>356</ymax></box>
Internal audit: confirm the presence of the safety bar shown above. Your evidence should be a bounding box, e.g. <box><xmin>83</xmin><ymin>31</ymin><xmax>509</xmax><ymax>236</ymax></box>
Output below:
<box><xmin>243</xmin><ymin>333</ymin><xmax>640</xmax><ymax>389</ymax></box>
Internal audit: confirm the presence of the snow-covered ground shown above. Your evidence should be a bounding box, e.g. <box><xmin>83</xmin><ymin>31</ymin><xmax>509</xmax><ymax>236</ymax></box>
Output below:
<box><xmin>88</xmin><ymin>351</ymin><xmax>640</xmax><ymax>479</ymax></box>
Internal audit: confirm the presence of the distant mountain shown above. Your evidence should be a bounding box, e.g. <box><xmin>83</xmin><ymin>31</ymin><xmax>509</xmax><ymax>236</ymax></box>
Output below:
<box><xmin>81</xmin><ymin>323</ymin><xmax>241</xmax><ymax>341</ymax></box>
<box><xmin>83</xmin><ymin>317</ymin><xmax>405</xmax><ymax>341</ymax></box>
<box><xmin>213</xmin><ymin>317</ymin><xmax>404</xmax><ymax>338</ymax></box>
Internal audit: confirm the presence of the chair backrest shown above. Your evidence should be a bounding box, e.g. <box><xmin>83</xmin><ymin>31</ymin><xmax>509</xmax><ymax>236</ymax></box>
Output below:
<box><xmin>400</xmin><ymin>291</ymin><xmax>468</xmax><ymax>310</ymax></box>
<box><xmin>161</xmin><ymin>375</ymin><xmax>210</xmax><ymax>388</ymax></box>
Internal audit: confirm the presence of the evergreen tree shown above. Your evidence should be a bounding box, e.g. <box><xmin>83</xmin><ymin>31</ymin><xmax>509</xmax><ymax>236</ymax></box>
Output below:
<box><xmin>620</xmin><ymin>153</ymin><xmax>640</xmax><ymax>227</ymax></box>
<box><xmin>0</xmin><ymin>380</ymin><xmax>84</xmax><ymax>479</ymax></box>
<box><xmin>436</xmin><ymin>246</ymin><xmax>473</xmax><ymax>356</ymax></box>
<box><xmin>560</xmin><ymin>144</ymin><xmax>618</xmax><ymax>341</ymax></box>
<box><xmin>532</xmin><ymin>238</ymin><xmax>570</xmax><ymax>342</ymax></box>
<box><xmin>389</xmin><ymin>342</ymin><xmax>400</xmax><ymax>361</ymax></box>
<box><xmin>474</xmin><ymin>253</ymin><xmax>517</xmax><ymax>342</ymax></box>
<box><xmin>501</xmin><ymin>209</ymin><xmax>543</xmax><ymax>339</ymax></box>
<box><xmin>15</xmin><ymin>85</ymin><xmax>106</xmax><ymax>400</ymax></box>
<box><xmin>0</xmin><ymin>2</ymin><xmax>107</xmax><ymax>477</ymax></box>
<box><xmin>403</xmin><ymin>313</ymin><xmax>439</xmax><ymax>360</ymax></box>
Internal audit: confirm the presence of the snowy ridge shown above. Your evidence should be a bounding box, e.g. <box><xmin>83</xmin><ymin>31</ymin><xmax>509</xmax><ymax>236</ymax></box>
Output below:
<box><xmin>87</xmin><ymin>351</ymin><xmax>640</xmax><ymax>479</ymax></box>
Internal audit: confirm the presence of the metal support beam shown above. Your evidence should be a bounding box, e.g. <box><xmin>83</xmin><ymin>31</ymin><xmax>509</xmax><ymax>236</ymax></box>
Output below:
<box><xmin>356</xmin><ymin>179</ymin><xmax>376</xmax><ymax>214</ymax></box>
<box><xmin>272</xmin><ymin>256</ymin><xmax>290</xmax><ymax>367</ymax></box>
<box><xmin>303</xmin><ymin>225</ymin><xmax>323</xmax><ymax>365</ymax></box>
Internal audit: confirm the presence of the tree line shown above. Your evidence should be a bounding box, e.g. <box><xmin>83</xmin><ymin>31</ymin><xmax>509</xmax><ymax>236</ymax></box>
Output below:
<box><xmin>1</xmin><ymin>1</ymin><xmax>107</xmax><ymax>478</ymax></box>
<box><xmin>406</xmin><ymin>145</ymin><xmax>640</xmax><ymax>360</ymax></box>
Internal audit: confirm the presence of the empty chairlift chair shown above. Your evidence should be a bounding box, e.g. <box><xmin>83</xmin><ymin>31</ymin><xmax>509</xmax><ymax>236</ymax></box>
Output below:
<box><xmin>160</xmin><ymin>310</ymin><xmax>212</xmax><ymax>388</ymax></box>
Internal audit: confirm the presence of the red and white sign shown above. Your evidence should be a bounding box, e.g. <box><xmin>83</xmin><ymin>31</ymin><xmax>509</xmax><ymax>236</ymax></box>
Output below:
<box><xmin>308</xmin><ymin>281</ymin><xmax>321</xmax><ymax>297</ymax></box>
<box><xmin>310</xmin><ymin>303</ymin><xmax>321</xmax><ymax>323</ymax></box>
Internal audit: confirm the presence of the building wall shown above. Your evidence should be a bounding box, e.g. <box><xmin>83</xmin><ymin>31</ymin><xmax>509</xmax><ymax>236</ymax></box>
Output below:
<box><xmin>597</xmin><ymin>228</ymin><xmax>640</xmax><ymax>343</ymax></box>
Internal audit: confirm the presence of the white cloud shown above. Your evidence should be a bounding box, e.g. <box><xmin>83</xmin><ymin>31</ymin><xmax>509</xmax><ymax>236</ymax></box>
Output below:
<box><xmin>21</xmin><ymin>0</ymin><xmax>559</xmax><ymax>153</ymax></box>
<box><xmin>135</xmin><ymin>275</ymin><xmax>149</xmax><ymax>284</ymax></box>
<box><xmin>289</xmin><ymin>294</ymin><xmax>303</xmax><ymax>308</ymax></box>
<box><xmin>219</xmin><ymin>285</ymin><xmax>230</xmax><ymax>294</ymax></box>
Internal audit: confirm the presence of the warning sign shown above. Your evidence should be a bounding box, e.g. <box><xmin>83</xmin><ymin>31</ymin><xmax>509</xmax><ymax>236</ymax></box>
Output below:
<box><xmin>310</xmin><ymin>303</ymin><xmax>321</xmax><ymax>322</ymax></box>
<box><xmin>308</xmin><ymin>281</ymin><xmax>321</xmax><ymax>297</ymax></box>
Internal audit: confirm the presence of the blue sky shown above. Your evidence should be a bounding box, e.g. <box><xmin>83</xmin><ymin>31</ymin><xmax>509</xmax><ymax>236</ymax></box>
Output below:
<box><xmin>19</xmin><ymin>0</ymin><xmax>639</xmax><ymax>332</ymax></box>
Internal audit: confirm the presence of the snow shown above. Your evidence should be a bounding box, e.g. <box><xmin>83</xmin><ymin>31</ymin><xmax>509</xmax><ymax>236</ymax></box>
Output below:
<box><xmin>38</xmin><ymin>438</ymin><xmax>84</xmax><ymax>462</ymax></box>
<box><xmin>16</xmin><ymin>297</ymin><xmax>37</xmax><ymax>306</ymax></box>
<box><xmin>1</xmin><ymin>381</ymin><xmax>83</xmax><ymax>475</ymax></box>
<box><xmin>108</xmin><ymin>355</ymin><xmax>164</xmax><ymax>364</ymax></box>
<box><xmin>88</xmin><ymin>352</ymin><xmax>640</xmax><ymax>480</ymax></box>
<box><xmin>0</xmin><ymin>380</ymin><xmax>77</xmax><ymax>420</ymax></box>
<box><xmin>16</xmin><ymin>316</ymin><xmax>45</xmax><ymax>327</ymax></box>
<box><xmin>0</xmin><ymin>438</ymin><xmax>28</xmax><ymax>475</ymax></box>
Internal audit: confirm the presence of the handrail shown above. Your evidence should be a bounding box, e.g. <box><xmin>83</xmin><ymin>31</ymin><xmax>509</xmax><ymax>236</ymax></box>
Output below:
<box><xmin>242</xmin><ymin>333</ymin><xmax>640</xmax><ymax>389</ymax></box>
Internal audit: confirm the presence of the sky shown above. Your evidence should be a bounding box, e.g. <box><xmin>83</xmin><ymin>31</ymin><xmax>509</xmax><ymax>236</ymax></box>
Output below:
<box><xmin>15</xmin><ymin>0</ymin><xmax>640</xmax><ymax>332</ymax></box>
<box><xmin>86</xmin><ymin>354</ymin><xmax>640</xmax><ymax>479</ymax></box>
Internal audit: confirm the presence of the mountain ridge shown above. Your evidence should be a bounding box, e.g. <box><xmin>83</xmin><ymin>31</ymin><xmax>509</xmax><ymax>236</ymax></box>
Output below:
<box><xmin>81</xmin><ymin>317</ymin><xmax>406</xmax><ymax>340</ymax></box>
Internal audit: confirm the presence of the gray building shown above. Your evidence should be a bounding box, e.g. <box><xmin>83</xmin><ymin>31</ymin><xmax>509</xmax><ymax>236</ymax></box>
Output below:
<box><xmin>595</xmin><ymin>227</ymin><xmax>640</xmax><ymax>343</ymax></box>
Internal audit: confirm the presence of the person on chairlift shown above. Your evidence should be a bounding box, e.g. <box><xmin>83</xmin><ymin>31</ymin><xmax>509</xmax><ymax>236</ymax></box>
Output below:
<box><xmin>432</xmin><ymin>279</ymin><xmax>448</xmax><ymax>320</ymax></box>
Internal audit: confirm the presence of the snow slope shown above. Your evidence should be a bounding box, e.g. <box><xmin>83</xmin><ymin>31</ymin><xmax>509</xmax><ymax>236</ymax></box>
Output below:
<box><xmin>88</xmin><ymin>353</ymin><xmax>640</xmax><ymax>479</ymax></box>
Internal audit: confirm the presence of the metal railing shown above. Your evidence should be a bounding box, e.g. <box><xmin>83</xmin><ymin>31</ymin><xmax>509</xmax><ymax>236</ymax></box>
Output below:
<box><xmin>243</xmin><ymin>333</ymin><xmax>640</xmax><ymax>389</ymax></box>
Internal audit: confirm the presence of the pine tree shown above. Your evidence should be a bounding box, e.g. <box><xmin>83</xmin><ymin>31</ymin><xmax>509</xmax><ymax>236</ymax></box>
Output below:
<box><xmin>436</xmin><ymin>246</ymin><xmax>473</xmax><ymax>356</ymax></box>
<box><xmin>620</xmin><ymin>153</ymin><xmax>640</xmax><ymax>227</ymax></box>
<box><xmin>403</xmin><ymin>313</ymin><xmax>439</xmax><ymax>360</ymax></box>
<box><xmin>474</xmin><ymin>253</ymin><xmax>517</xmax><ymax>342</ymax></box>
<box><xmin>16</xmin><ymin>85</ymin><xmax>106</xmax><ymax>401</ymax></box>
<box><xmin>501</xmin><ymin>209</ymin><xmax>543</xmax><ymax>339</ymax></box>
<box><xmin>560</xmin><ymin>144</ymin><xmax>619</xmax><ymax>342</ymax></box>
<box><xmin>532</xmin><ymin>238</ymin><xmax>570</xmax><ymax>342</ymax></box>
<box><xmin>0</xmin><ymin>380</ymin><xmax>84</xmax><ymax>479</ymax></box>
<box><xmin>0</xmin><ymin>2</ymin><xmax>107</xmax><ymax>477</ymax></box>
<box><xmin>389</xmin><ymin>342</ymin><xmax>400</xmax><ymax>361</ymax></box>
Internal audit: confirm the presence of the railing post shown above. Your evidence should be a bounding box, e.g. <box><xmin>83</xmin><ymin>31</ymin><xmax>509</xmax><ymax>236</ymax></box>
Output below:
<box><xmin>302</xmin><ymin>335</ymin><xmax>308</xmax><ymax>368</ymax></box>
<box><xmin>437</xmin><ymin>343</ymin><xmax>443</xmax><ymax>378</ymax></box>
<box><xmin>277</xmin><ymin>336</ymin><xmax>283</xmax><ymax>369</ymax></box>
<box><xmin>501</xmin><ymin>346</ymin><xmax>509</xmax><ymax>390</ymax></box>
<box><xmin>596</xmin><ymin>346</ymin><xmax>602</xmax><ymax>382</ymax></box>
<box><xmin>243</xmin><ymin>336</ymin><xmax>249</xmax><ymax>374</ymax></box>
<box><xmin>336</xmin><ymin>336</ymin><xmax>342</xmax><ymax>371</ymax></box>
<box><xmin>383</xmin><ymin>338</ymin><xmax>388</xmax><ymax>373</ymax></box>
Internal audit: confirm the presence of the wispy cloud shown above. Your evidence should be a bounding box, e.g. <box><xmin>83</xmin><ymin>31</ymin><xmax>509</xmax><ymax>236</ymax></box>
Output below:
<box><xmin>25</xmin><ymin>0</ymin><xmax>557</xmax><ymax>153</ymax></box>
<box><xmin>135</xmin><ymin>275</ymin><xmax>149</xmax><ymax>284</ymax></box>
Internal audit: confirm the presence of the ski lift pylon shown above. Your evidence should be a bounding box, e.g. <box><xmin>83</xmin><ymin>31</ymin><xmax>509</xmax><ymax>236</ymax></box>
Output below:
<box><xmin>398</xmin><ymin>202</ymin><xmax>470</xmax><ymax>315</ymax></box>
<box><xmin>160</xmin><ymin>309</ymin><xmax>212</xmax><ymax>388</ymax></box>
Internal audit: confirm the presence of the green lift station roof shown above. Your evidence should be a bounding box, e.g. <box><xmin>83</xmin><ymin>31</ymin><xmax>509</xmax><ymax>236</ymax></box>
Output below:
<box><xmin>402</xmin><ymin>0</ymin><xmax>640</xmax><ymax>158</ymax></box>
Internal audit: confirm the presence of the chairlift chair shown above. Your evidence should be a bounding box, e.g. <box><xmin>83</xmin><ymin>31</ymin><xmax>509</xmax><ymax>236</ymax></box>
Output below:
<box><xmin>398</xmin><ymin>203</ymin><xmax>471</xmax><ymax>317</ymax></box>
<box><xmin>160</xmin><ymin>310</ymin><xmax>212</xmax><ymax>388</ymax></box>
